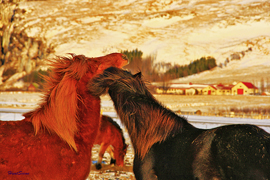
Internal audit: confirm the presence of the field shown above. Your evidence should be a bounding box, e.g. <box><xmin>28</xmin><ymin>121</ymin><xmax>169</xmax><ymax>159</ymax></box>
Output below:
<box><xmin>160</xmin><ymin>94</ymin><xmax>270</xmax><ymax>111</ymax></box>
<box><xmin>101</xmin><ymin>93</ymin><xmax>270</xmax><ymax>114</ymax></box>
<box><xmin>2</xmin><ymin>92</ymin><xmax>270</xmax><ymax>113</ymax></box>
<box><xmin>1</xmin><ymin>92</ymin><xmax>270</xmax><ymax>179</ymax></box>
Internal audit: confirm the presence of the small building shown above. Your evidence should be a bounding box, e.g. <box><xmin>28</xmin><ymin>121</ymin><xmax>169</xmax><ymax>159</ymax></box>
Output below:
<box><xmin>155</xmin><ymin>87</ymin><xmax>165</xmax><ymax>94</ymax></box>
<box><xmin>202</xmin><ymin>86</ymin><xmax>216</xmax><ymax>95</ymax></box>
<box><xmin>166</xmin><ymin>87</ymin><xmax>185</xmax><ymax>95</ymax></box>
<box><xmin>154</xmin><ymin>83</ymin><xmax>207</xmax><ymax>95</ymax></box>
<box><xmin>28</xmin><ymin>84</ymin><xmax>36</xmax><ymax>91</ymax></box>
<box><xmin>185</xmin><ymin>88</ymin><xmax>197</xmax><ymax>95</ymax></box>
<box><xmin>215</xmin><ymin>84</ymin><xmax>234</xmax><ymax>95</ymax></box>
<box><xmin>231</xmin><ymin>82</ymin><xmax>258</xmax><ymax>95</ymax></box>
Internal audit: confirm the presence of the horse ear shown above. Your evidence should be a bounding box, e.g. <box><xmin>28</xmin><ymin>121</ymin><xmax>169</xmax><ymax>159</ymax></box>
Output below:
<box><xmin>97</xmin><ymin>63</ymin><xmax>105</xmax><ymax>71</ymax></box>
<box><xmin>88</xmin><ymin>72</ymin><xmax>115</xmax><ymax>96</ymax></box>
<box><xmin>133</xmin><ymin>72</ymin><xmax>142</xmax><ymax>79</ymax></box>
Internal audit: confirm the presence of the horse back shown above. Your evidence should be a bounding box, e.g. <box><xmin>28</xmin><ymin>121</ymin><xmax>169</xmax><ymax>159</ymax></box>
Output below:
<box><xmin>147</xmin><ymin>124</ymin><xmax>270</xmax><ymax>180</ymax></box>
<box><xmin>150</xmin><ymin>128</ymin><xmax>203</xmax><ymax>180</ymax></box>
<box><xmin>95</xmin><ymin>115</ymin><xmax>123</xmax><ymax>147</ymax></box>
<box><xmin>193</xmin><ymin>124</ymin><xmax>270</xmax><ymax>180</ymax></box>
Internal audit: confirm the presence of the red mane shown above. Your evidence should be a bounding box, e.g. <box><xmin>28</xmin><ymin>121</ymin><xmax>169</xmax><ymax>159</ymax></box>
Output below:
<box><xmin>23</xmin><ymin>54</ymin><xmax>92</xmax><ymax>151</ymax></box>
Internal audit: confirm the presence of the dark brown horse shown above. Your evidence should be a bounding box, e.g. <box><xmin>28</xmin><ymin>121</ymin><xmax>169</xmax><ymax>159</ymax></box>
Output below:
<box><xmin>88</xmin><ymin>67</ymin><xmax>270</xmax><ymax>180</ymax></box>
<box><xmin>0</xmin><ymin>54</ymin><xmax>128</xmax><ymax>180</ymax></box>
<box><xmin>94</xmin><ymin>115</ymin><xmax>128</xmax><ymax>170</ymax></box>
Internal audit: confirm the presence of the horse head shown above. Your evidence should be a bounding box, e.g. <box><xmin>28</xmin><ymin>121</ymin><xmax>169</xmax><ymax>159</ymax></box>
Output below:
<box><xmin>115</xmin><ymin>144</ymin><xmax>129</xmax><ymax>167</ymax></box>
<box><xmin>24</xmin><ymin>53</ymin><xmax>128</xmax><ymax>152</ymax></box>
<box><xmin>88</xmin><ymin>67</ymin><xmax>150</xmax><ymax>98</ymax></box>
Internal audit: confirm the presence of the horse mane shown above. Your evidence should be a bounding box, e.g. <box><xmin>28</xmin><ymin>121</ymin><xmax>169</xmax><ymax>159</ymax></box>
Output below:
<box><xmin>23</xmin><ymin>54</ymin><xmax>97</xmax><ymax>151</ymax></box>
<box><xmin>118</xmin><ymin>93</ymin><xmax>184</xmax><ymax>159</ymax></box>
<box><xmin>103</xmin><ymin>115</ymin><xmax>126</xmax><ymax>146</ymax></box>
<box><xmin>89</xmin><ymin>67</ymin><xmax>186</xmax><ymax>158</ymax></box>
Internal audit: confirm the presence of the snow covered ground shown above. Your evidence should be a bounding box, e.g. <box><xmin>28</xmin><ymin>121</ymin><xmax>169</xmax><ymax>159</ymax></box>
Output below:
<box><xmin>1</xmin><ymin>92</ymin><xmax>269</xmax><ymax>132</ymax></box>
<box><xmin>2</xmin><ymin>109</ymin><xmax>269</xmax><ymax>133</ymax></box>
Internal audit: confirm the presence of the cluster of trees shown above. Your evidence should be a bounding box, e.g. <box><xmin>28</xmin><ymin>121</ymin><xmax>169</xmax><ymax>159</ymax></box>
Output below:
<box><xmin>165</xmin><ymin>56</ymin><xmax>217</xmax><ymax>79</ymax></box>
<box><xmin>23</xmin><ymin>69</ymin><xmax>49</xmax><ymax>84</ymax></box>
<box><xmin>14</xmin><ymin>49</ymin><xmax>217</xmax><ymax>91</ymax></box>
<box><xmin>121</xmin><ymin>50</ymin><xmax>217</xmax><ymax>83</ymax></box>
<box><xmin>120</xmin><ymin>49</ymin><xmax>143</xmax><ymax>74</ymax></box>
<box><xmin>121</xmin><ymin>49</ymin><xmax>157</xmax><ymax>81</ymax></box>
<box><xmin>120</xmin><ymin>49</ymin><xmax>143</xmax><ymax>64</ymax></box>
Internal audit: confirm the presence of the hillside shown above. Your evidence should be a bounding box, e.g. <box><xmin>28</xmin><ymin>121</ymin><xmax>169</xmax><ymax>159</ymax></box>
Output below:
<box><xmin>171</xmin><ymin>63</ymin><xmax>270</xmax><ymax>85</ymax></box>
<box><xmin>1</xmin><ymin>0</ymin><xmax>270</xmax><ymax>87</ymax></box>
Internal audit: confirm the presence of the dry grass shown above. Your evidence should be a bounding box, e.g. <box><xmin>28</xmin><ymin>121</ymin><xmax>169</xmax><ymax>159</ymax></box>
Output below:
<box><xmin>154</xmin><ymin>94</ymin><xmax>270</xmax><ymax>115</ymax></box>
<box><xmin>229</xmin><ymin>106</ymin><xmax>270</xmax><ymax>114</ymax></box>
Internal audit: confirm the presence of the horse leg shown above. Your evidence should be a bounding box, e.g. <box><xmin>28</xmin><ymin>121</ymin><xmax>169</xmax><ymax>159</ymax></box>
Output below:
<box><xmin>106</xmin><ymin>145</ymin><xmax>116</xmax><ymax>165</ymax></box>
<box><xmin>110</xmin><ymin>157</ymin><xmax>116</xmax><ymax>165</ymax></box>
<box><xmin>133</xmin><ymin>149</ymin><xmax>158</xmax><ymax>180</ymax></box>
<box><xmin>96</xmin><ymin>143</ymin><xmax>109</xmax><ymax>170</ymax></box>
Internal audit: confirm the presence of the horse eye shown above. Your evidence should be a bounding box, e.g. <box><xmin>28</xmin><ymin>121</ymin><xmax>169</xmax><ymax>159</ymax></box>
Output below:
<box><xmin>122</xmin><ymin>55</ymin><xmax>128</xmax><ymax>60</ymax></box>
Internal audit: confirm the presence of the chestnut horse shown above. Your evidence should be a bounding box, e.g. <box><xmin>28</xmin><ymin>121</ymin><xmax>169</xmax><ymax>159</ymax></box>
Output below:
<box><xmin>88</xmin><ymin>67</ymin><xmax>270</xmax><ymax>180</ymax></box>
<box><xmin>0</xmin><ymin>53</ymin><xmax>128</xmax><ymax>180</ymax></box>
<box><xmin>94</xmin><ymin>115</ymin><xmax>128</xmax><ymax>170</ymax></box>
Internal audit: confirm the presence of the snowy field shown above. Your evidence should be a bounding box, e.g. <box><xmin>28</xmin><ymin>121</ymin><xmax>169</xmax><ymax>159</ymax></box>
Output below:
<box><xmin>1</xmin><ymin>92</ymin><xmax>270</xmax><ymax>132</ymax></box>
<box><xmin>1</xmin><ymin>109</ymin><xmax>270</xmax><ymax>133</ymax></box>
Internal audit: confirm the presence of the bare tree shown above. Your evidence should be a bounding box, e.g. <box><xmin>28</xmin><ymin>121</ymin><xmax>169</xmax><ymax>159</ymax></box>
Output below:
<box><xmin>261</xmin><ymin>78</ymin><xmax>265</xmax><ymax>93</ymax></box>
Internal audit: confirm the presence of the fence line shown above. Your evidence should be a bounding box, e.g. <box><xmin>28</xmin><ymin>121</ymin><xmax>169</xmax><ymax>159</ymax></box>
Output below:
<box><xmin>1</xmin><ymin>110</ymin><xmax>270</xmax><ymax>121</ymax></box>
<box><xmin>2</xmin><ymin>110</ymin><xmax>270</xmax><ymax>133</ymax></box>
<box><xmin>177</xmin><ymin>111</ymin><xmax>270</xmax><ymax>120</ymax></box>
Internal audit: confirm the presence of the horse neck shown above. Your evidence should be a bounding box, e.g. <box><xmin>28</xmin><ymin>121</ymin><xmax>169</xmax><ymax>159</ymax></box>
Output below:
<box><xmin>76</xmin><ymin>80</ymin><xmax>101</xmax><ymax>143</ymax></box>
<box><xmin>111</xmin><ymin>129</ymin><xmax>126</xmax><ymax>151</ymax></box>
<box><xmin>77</xmin><ymin>74</ymin><xmax>100</xmax><ymax>119</ymax></box>
<box><xmin>111</xmin><ymin>92</ymin><xmax>187</xmax><ymax>159</ymax></box>
<box><xmin>77</xmin><ymin>94</ymin><xmax>100</xmax><ymax>123</ymax></box>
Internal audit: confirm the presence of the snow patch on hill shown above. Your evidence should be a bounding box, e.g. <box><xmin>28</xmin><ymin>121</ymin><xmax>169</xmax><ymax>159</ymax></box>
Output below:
<box><xmin>15</xmin><ymin>0</ymin><xmax>270</xmax><ymax>81</ymax></box>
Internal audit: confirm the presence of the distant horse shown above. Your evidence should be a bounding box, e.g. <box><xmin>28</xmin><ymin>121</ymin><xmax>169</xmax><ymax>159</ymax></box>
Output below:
<box><xmin>94</xmin><ymin>115</ymin><xmax>128</xmax><ymax>170</ymax></box>
<box><xmin>0</xmin><ymin>53</ymin><xmax>128</xmax><ymax>180</ymax></box>
<box><xmin>88</xmin><ymin>67</ymin><xmax>270</xmax><ymax>180</ymax></box>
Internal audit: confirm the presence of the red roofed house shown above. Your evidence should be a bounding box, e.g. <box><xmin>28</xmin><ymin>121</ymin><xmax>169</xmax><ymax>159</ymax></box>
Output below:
<box><xmin>231</xmin><ymin>82</ymin><xmax>258</xmax><ymax>95</ymax></box>
<box><xmin>202</xmin><ymin>85</ymin><xmax>217</xmax><ymax>95</ymax></box>
<box><xmin>28</xmin><ymin>84</ymin><xmax>36</xmax><ymax>91</ymax></box>
<box><xmin>202</xmin><ymin>84</ymin><xmax>234</xmax><ymax>95</ymax></box>
<box><xmin>215</xmin><ymin>83</ymin><xmax>234</xmax><ymax>95</ymax></box>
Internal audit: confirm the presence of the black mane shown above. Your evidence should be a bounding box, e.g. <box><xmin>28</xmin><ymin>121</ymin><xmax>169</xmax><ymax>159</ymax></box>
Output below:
<box><xmin>89</xmin><ymin>67</ymin><xmax>190</xmax><ymax>158</ymax></box>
